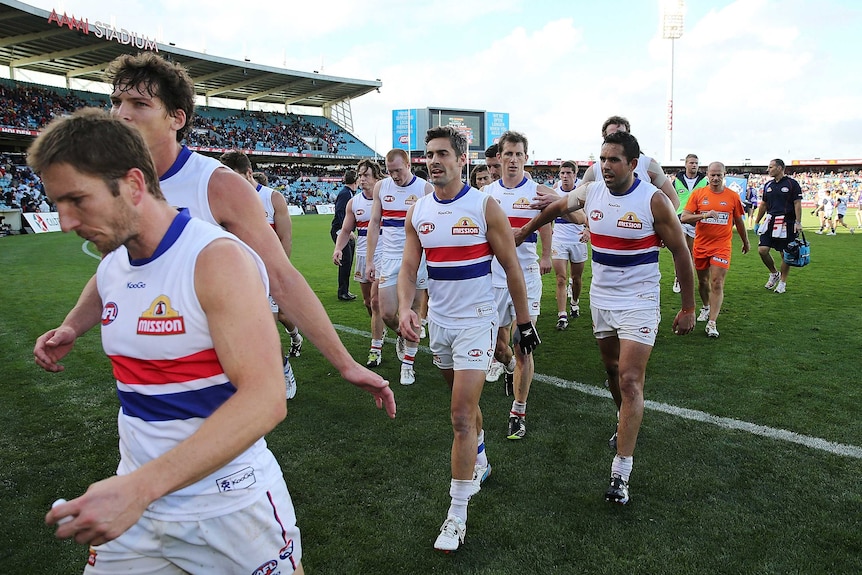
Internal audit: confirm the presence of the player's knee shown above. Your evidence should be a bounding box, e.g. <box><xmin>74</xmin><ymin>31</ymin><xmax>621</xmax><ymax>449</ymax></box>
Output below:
<box><xmin>617</xmin><ymin>373</ymin><xmax>644</xmax><ymax>400</ymax></box>
<box><xmin>450</xmin><ymin>408</ymin><xmax>477</xmax><ymax>435</ymax></box>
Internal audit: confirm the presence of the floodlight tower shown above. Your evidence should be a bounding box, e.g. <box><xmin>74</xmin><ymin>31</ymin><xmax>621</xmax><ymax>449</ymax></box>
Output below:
<box><xmin>662</xmin><ymin>0</ymin><xmax>685</xmax><ymax>165</ymax></box>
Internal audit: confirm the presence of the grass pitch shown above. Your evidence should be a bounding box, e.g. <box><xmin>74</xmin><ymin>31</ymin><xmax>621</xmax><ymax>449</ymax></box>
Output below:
<box><xmin>1</xmin><ymin>213</ymin><xmax>860</xmax><ymax>574</ymax></box>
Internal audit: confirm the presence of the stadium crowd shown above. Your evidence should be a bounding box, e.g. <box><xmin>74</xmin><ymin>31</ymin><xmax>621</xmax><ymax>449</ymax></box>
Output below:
<box><xmin>748</xmin><ymin>171</ymin><xmax>862</xmax><ymax>203</ymax></box>
<box><xmin>0</xmin><ymin>83</ymin><xmax>97</xmax><ymax>129</ymax></box>
<box><xmin>187</xmin><ymin>109</ymin><xmax>349</xmax><ymax>154</ymax></box>
<box><xmin>0</xmin><ymin>153</ymin><xmax>51</xmax><ymax>212</ymax></box>
<box><xmin>2</xmin><ymin>81</ymin><xmax>862</xmax><ymax>215</ymax></box>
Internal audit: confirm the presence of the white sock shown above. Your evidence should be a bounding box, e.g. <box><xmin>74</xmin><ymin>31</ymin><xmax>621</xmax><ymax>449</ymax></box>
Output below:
<box><xmin>403</xmin><ymin>342</ymin><xmax>419</xmax><ymax>366</ymax></box>
<box><xmin>611</xmin><ymin>455</ymin><xmax>633</xmax><ymax>482</ymax></box>
<box><xmin>370</xmin><ymin>339</ymin><xmax>383</xmax><ymax>352</ymax></box>
<box><xmin>511</xmin><ymin>401</ymin><xmax>526</xmax><ymax>417</ymax></box>
<box><xmin>476</xmin><ymin>429</ymin><xmax>487</xmax><ymax>467</ymax></box>
<box><xmin>447</xmin><ymin>479</ymin><xmax>472</xmax><ymax>522</ymax></box>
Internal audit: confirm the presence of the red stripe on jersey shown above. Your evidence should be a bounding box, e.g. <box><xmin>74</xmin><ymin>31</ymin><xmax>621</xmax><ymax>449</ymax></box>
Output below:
<box><xmin>425</xmin><ymin>243</ymin><xmax>492</xmax><ymax>263</ymax></box>
<box><xmin>355</xmin><ymin>221</ymin><xmax>369</xmax><ymax>228</ymax></box>
<box><xmin>382</xmin><ymin>209</ymin><xmax>408</xmax><ymax>219</ymax></box>
<box><xmin>507</xmin><ymin>216</ymin><xmax>532</xmax><ymax>229</ymax></box>
<box><xmin>109</xmin><ymin>349</ymin><xmax>224</xmax><ymax>385</ymax></box>
<box><xmin>591</xmin><ymin>232</ymin><xmax>661</xmax><ymax>251</ymax></box>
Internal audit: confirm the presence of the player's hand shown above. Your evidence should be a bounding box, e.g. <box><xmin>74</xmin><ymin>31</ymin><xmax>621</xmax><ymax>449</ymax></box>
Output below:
<box><xmin>332</xmin><ymin>250</ymin><xmax>342</xmax><ymax>266</ymax></box>
<box><xmin>34</xmin><ymin>326</ymin><xmax>77</xmax><ymax>372</ymax></box>
<box><xmin>672</xmin><ymin>309</ymin><xmax>695</xmax><ymax>335</ymax></box>
<box><xmin>515</xmin><ymin>322</ymin><xmax>541</xmax><ymax>354</ymax></box>
<box><xmin>529</xmin><ymin>187</ymin><xmax>560</xmax><ymax>210</ymax></box>
<box><xmin>513</xmin><ymin>226</ymin><xmax>527</xmax><ymax>246</ymax></box>
<box><xmin>580</xmin><ymin>228</ymin><xmax>591</xmax><ymax>244</ymax></box>
<box><xmin>365</xmin><ymin>262</ymin><xmax>376</xmax><ymax>281</ymax></box>
<box><xmin>540</xmin><ymin>255</ymin><xmax>552</xmax><ymax>275</ymax></box>
<box><xmin>340</xmin><ymin>362</ymin><xmax>397</xmax><ymax>419</ymax></box>
<box><xmin>741</xmin><ymin>242</ymin><xmax>750</xmax><ymax>255</ymax></box>
<box><xmin>46</xmin><ymin>474</ymin><xmax>149</xmax><ymax>546</ymax></box>
<box><xmin>398</xmin><ymin>310</ymin><xmax>420</xmax><ymax>343</ymax></box>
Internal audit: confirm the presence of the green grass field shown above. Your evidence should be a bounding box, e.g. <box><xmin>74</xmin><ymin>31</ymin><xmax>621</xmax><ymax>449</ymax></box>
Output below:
<box><xmin>1</xmin><ymin>213</ymin><xmax>860</xmax><ymax>574</ymax></box>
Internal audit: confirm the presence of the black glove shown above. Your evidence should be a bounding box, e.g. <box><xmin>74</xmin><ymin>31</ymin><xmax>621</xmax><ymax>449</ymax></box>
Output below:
<box><xmin>515</xmin><ymin>321</ymin><xmax>541</xmax><ymax>354</ymax></box>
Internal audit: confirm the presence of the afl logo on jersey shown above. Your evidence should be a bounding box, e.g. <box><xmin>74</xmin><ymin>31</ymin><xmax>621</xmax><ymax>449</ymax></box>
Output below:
<box><xmin>356</xmin><ymin>208</ymin><xmax>365</xmax><ymax>216</ymax></box>
<box><xmin>383</xmin><ymin>195</ymin><xmax>395</xmax><ymax>203</ymax></box>
<box><xmin>590</xmin><ymin>210</ymin><xmax>604</xmax><ymax>221</ymax></box>
<box><xmin>468</xmin><ymin>349</ymin><xmax>483</xmax><ymax>357</ymax></box>
<box><xmin>418</xmin><ymin>222</ymin><xmax>435</xmax><ymax>234</ymax></box>
<box><xmin>102</xmin><ymin>302</ymin><xmax>119</xmax><ymax>326</ymax></box>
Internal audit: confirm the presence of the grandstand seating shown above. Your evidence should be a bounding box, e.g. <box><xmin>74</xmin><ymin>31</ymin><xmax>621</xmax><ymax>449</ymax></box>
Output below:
<box><xmin>0</xmin><ymin>79</ymin><xmax>377</xmax><ymax>158</ymax></box>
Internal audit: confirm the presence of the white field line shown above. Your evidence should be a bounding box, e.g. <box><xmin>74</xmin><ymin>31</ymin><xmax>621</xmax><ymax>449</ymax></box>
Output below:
<box><xmin>333</xmin><ymin>324</ymin><xmax>862</xmax><ymax>460</ymax></box>
<box><xmin>82</xmin><ymin>241</ymin><xmax>100</xmax><ymax>260</ymax></box>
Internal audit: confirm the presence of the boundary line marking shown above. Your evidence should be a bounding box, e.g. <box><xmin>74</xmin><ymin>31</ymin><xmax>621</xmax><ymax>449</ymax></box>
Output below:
<box><xmin>81</xmin><ymin>240</ymin><xmax>100</xmax><ymax>260</ymax></box>
<box><xmin>333</xmin><ymin>324</ymin><xmax>862</xmax><ymax>460</ymax></box>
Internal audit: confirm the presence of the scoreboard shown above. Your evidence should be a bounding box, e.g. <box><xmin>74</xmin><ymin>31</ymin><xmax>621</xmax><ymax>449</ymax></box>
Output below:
<box><xmin>392</xmin><ymin>108</ymin><xmax>509</xmax><ymax>152</ymax></box>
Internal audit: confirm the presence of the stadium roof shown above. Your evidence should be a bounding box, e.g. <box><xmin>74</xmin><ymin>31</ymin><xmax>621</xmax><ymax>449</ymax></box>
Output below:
<box><xmin>0</xmin><ymin>0</ymin><xmax>381</xmax><ymax>108</ymax></box>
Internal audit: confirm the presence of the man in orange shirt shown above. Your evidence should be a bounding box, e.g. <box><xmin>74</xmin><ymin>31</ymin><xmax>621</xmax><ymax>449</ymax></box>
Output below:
<box><xmin>680</xmin><ymin>162</ymin><xmax>750</xmax><ymax>337</ymax></box>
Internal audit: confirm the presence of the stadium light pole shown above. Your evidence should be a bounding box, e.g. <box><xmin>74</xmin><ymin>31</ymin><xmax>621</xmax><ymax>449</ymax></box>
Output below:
<box><xmin>662</xmin><ymin>0</ymin><xmax>685</xmax><ymax>165</ymax></box>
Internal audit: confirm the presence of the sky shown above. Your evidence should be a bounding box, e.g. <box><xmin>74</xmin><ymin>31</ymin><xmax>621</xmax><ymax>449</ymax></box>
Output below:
<box><xmin>24</xmin><ymin>0</ymin><xmax>862</xmax><ymax>166</ymax></box>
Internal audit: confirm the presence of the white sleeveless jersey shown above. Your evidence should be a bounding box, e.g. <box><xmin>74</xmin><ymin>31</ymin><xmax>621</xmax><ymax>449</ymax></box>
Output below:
<box><xmin>635</xmin><ymin>153</ymin><xmax>653</xmax><ymax>183</ymax></box>
<box><xmin>411</xmin><ymin>185</ymin><xmax>496</xmax><ymax>328</ymax></box>
<box><xmin>97</xmin><ymin>211</ymin><xmax>281</xmax><ymax>521</ymax></box>
<box><xmin>586</xmin><ymin>178</ymin><xmax>662</xmax><ymax>310</ymax></box>
<box><xmin>588</xmin><ymin>152</ymin><xmax>652</xmax><ymax>185</ymax></box>
<box><xmin>486</xmin><ymin>176</ymin><xmax>542</xmax><ymax>288</ymax></box>
<box><xmin>159</xmin><ymin>146</ymin><xmax>224</xmax><ymax>226</ymax></box>
<box><xmin>553</xmin><ymin>187</ymin><xmax>586</xmax><ymax>243</ymax></box>
<box><xmin>378</xmin><ymin>175</ymin><xmax>428</xmax><ymax>259</ymax></box>
<box><xmin>352</xmin><ymin>190</ymin><xmax>374</xmax><ymax>254</ymax></box>
<box><xmin>256</xmin><ymin>183</ymin><xmax>276</xmax><ymax>227</ymax></box>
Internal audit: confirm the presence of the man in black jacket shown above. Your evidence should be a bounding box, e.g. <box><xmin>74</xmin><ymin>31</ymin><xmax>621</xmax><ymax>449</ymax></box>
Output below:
<box><xmin>332</xmin><ymin>169</ymin><xmax>358</xmax><ymax>300</ymax></box>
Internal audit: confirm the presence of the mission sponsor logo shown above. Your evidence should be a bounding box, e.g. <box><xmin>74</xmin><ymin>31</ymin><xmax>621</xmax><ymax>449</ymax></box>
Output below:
<box><xmin>590</xmin><ymin>209</ymin><xmax>604</xmax><ymax>221</ymax></box>
<box><xmin>418</xmin><ymin>222</ymin><xmax>436</xmax><ymax>234</ymax></box>
<box><xmin>617</xmin><ymin>212</ymin><xmax>643</xmax><ymax>229</ymax></box>
<box><xmin>137</xmin><ymin>295</ymin><xmax>186</xmax><ymax>335</ymax></box>
<box><xmin>405</xmin><ymin>194</ymin><xmax>419</xmax><ymax>206</ymax></box>
<box><xmin>452</xmin><ymin>217</ymin><xmax>480</xmax><ymax>235</ymax></box>
<box><xmin>513</xmin><ymin>198</ymin><xmax>532</xmax><ymax>210</ymax></box>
